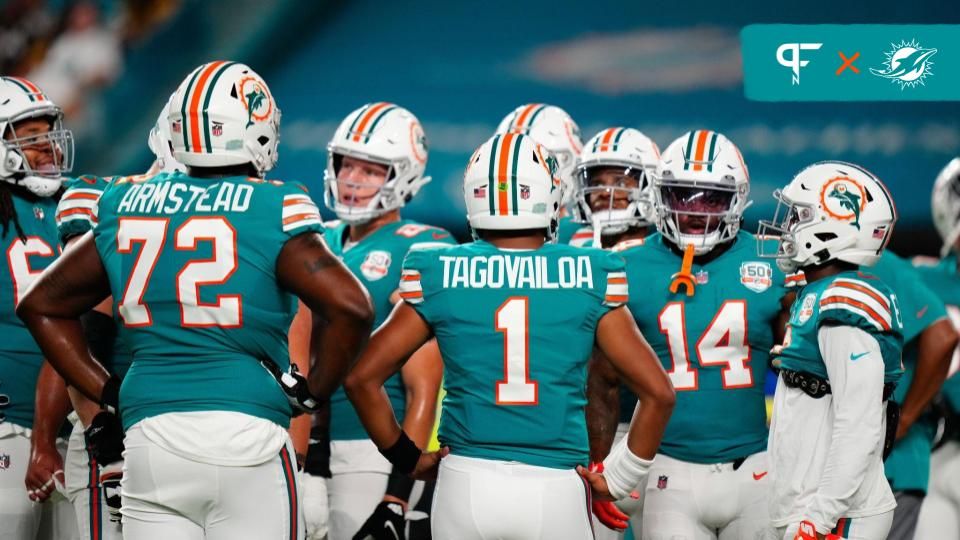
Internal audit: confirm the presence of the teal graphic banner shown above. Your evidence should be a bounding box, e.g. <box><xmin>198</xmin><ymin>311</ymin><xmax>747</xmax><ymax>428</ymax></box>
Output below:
<box><xmin>742</xmin><ymin>24</ymin><xmax>960</xmax><ymax>101</ymax></box>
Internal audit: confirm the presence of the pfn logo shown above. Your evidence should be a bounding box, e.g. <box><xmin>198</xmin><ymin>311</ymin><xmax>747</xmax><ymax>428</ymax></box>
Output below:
<box><xmin>776</xmin><ymin>43</ymin><xmax>823</xmax><ymax>85</ymax></box>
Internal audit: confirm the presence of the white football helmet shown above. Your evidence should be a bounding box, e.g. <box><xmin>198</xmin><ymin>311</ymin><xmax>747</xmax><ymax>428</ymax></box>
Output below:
<box><xmin>324</xmin><ymin>102</ymin><xmax>430</xmax><ymax>224</ymax></box>
<box><xmin>496</xmin><ymin>104</ymin><xmax>582</xmax><ymax>206</ymax></box>
<box><xmin>654</xmin><ymin>130</ymin><xmax>750</xmax><ymax>255</ymax></box>
<box><xmin>464</xmin><ymin>132</ymin><xmax>563</xmax><ymax>240</ymax></box>
<box><xmin>169</xmin><ymin>61</ymin><xmax>280</xmax><ymax>176</ymax></box>
<box><xmin>148</xmin><ymin>94</ymin><xmax>185</xmax><ymax>173</ymax></box>
<box><xmin>0</xmin><ymin>76</ymin><xmax>73</xmax><ymax>197</ymax></box>
<box><xmin>931</xmin><ymin>157</ymin><xmax>960</xmax><ymax>256</ymax></box>
<box><xmin>573</xmin><ymin>127</ymin><xmax>659</xmax><ymax>238</ymax></box>
<box><xmin>757</xmin><ymin>161</ymin><xmax>897</xmax><ymax>273</ymax></box>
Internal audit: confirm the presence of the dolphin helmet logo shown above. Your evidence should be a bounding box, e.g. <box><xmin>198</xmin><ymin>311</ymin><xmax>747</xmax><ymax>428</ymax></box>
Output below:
<box><xmin>238</xmin><ymin>76</ymin><xmax>272</xmax><ymax>127</ymax></box>
<box><xmin>870</xmin><ymin>39</ymin><xmax>937</xmax><ymax>89</ymax></box>
<box><xmin>821</xmin><ymin>176</ymin><xmax>867</xmax><ymax>229</ymax></box>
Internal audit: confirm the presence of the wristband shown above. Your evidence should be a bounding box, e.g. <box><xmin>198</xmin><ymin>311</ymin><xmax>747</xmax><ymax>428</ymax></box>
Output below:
<box><xmin>385</xmin><ymin>466</ymin><xmax>416</xmax><ymax>500</ymax></box>
<box><xmin>602</xmin><ymin>438</ymin><xmax>654</xmax><ymax>500</ymax></box>
<box><xmin>379</xmin><ymin>431</ymin><xmax>421</xmax><ymax>475</ymax></box>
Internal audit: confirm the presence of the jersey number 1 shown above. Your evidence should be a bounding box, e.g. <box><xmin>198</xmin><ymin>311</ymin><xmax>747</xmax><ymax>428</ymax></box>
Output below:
<box><xmin>117</xmin><ymin>217</ymin><xmax>241</xmax><ymax>328</ymax></box>
<box><xmin>495</xmin><ymin>297</ymin><xmax>538</xmax><ymax>405</ymax></box>
<box><xmin>658</xmin><ymin>300</ymin><xmax>752</xmax><ymax>390</ymax></box>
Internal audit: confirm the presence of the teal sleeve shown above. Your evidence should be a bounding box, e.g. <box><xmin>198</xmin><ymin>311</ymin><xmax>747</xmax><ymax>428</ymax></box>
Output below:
<box><xmin>56</xmin><ymin>175</ymin><xmax>108</xmax><ymax>245</ymax></box>
<box><xmin>278</xmin><ymin>182</ymin><xmax>324</xmax><ymax>238</ymax></box>
<box><xmin>398</xmin><ymin>246</ymin><xmax>439</xmax><ymax>324</ymax></box>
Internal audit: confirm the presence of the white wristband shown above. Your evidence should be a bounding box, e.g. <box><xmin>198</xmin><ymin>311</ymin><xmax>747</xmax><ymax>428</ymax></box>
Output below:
<box><xmin>601</xmin><ymin>438</ymin><xmax>654</xmax><ymax>500</ymax></box>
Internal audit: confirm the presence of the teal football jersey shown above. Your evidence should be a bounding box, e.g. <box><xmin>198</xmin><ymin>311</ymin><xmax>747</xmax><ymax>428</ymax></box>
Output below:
<box><xmin>914</xmin><ymin>254</ymin><xmax>960</xmax><ymax>412</ymax></box>
<box><xmin>57</xmin><ymin>175</ymin><xmax>133</xmax><ymax>379</ymax></box>
<box><xmin>622</xmin><ymin>231</ymin><xmax>791</xmax><ymax>463</ymax></box>
<box><xmin>324</xmin><ymin>219</ymin><xmax>455</xmax><ymax>440</ymax></box>
<box><xmin>400</xmin><ymin>241</ymin><xmax>627</xmax><ymax>469</ymax></box>
<box><xmin>871</xmin><ymin>251</ymin><xmax>947</xmax><ymax>492</ymax></box>
<box><xmin>92</xmin><ymin>171</ymin><xmax>323</xmax><ymax>430</ymax></box>
<box><xmin>778</xmin><ymin>270</ymin><xmax>904</xmax><ymax>384</ymax></box>
<box><xmin>556</xmin><ymin>214</ymin><xmax>582</xmax><ymax>245</ymax></box>
<box><xmin>0</xmin><ymin>190</ymin><xmax>60</xmax><ymax>429</ymax></box>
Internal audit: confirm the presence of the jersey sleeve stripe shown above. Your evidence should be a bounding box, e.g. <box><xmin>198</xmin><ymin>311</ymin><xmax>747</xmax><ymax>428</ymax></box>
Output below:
<box><xmin>63</xmin><ymin>190</ymin><xmax>101</xmax><ymax>201</ymax></box>
<box><xmin>604</xmin><ymin>294</ymin><xmax>628</xmax><ymax>306</ymax></box>
<box><xmin>282</xmin><ymin>196</ymin><xmax>312</xmax><ymax>206</ymax></box>
<box><xmin>57</xmin><ymin>198</ymin><xmax>98</xmax><ymax>213</ymax></box>
<box><xmin>821</xmin><ymin>286</ymin><xmax>891</xmax><ymax>324</ymax></box>
<box><xmin>282</xmin><ymin>212</ymin><xmax>322</xmax><ymax>226</ymax></box>
<box><xmin>400</xmin><ymin>274</ymin><xmax>421</xmax><ymax>282</ymax></box>
<box><xmin>56</xmin><ymin>207</ymin><xmax>96</xmax><ymax>221</ymax></box>
<box><xmin>281</xmin><ymin>215</ymin><xmax>322</xmax><ymax>233</ymax></box>
<box><xmin>820</xmin><ymin>297</ymin><xmax>891</xmax><ymax>331</ymax></box>
<box><xmin>832</xmin><ymin>280</ymin><xmax>890</xmax><ymax>309</ymax></box>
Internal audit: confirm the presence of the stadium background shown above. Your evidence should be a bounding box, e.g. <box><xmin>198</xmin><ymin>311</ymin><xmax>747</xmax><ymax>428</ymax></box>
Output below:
<box><xmin>5</xmin><ymin>0</ymin><xmax>960</xmax><ymax>253</ymax></box>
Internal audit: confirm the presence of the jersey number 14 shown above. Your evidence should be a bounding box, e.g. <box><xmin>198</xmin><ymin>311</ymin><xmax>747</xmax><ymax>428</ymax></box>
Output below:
<box><xmin>658</xmin><ymin>300</ymin><xmax>752</xmax><ymax>390</ymax></box>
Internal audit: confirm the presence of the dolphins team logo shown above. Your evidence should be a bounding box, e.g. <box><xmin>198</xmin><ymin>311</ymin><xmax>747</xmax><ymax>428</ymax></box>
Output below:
<box><xmin>821</xmin><ymin>176</ymin><xmax>867</xmax><ymax>229</ymax></box>
<box><xmin>870</xmin><ymin>39</ymin><xmax>937</xmax><ymax>90</ymax></box>
<box><xmin>238</xmin><ymin>76</ymin><xmax>273</xmax><ymax>127</ymax></box>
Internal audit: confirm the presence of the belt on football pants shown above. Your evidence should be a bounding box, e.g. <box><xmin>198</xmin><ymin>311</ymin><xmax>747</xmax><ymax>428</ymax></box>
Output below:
<box><xmin>781</xmin><ymin>369</ymin><xmax>899</xmax><ymax>460</ymax></box>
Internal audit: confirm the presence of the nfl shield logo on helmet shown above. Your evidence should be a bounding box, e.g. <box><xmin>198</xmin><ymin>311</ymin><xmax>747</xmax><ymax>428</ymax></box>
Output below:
<box><xmin>0</xmin><ymin>453</ymin><xmax>10</xmax><ymax>470</ymax></box>
<box><xmin>740</xmin><ymin>262</ymin><xmax>773</xmax><ymax>293</ymax></box>
<box><xmin>520</xmin><ymin>184</ymin><xmax>531</xmax><ymax>200</ymax></box>
<box><xmin>657</xmin><ymin>475</ymin><xmax>668</xmax><ymax>490</ymax></box>
<box><xmin>360</xmin><ymin>250</ymin><xmax>392</xmax><ymax>281</ymax></box>
<box><xmin>212</xmin><ymin>122</ymin><xmax>223</xmax><ymax>137</ymax></box>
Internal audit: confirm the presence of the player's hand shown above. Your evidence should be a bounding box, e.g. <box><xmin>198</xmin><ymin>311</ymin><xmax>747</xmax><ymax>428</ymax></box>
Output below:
<box><xmin>84</xmin><ymin>410</ymin><xmax>125</xmax><ymax>464</ymax></box>
<box><xmin>587</xmin><ymin>462</ymin><xmax>630</xmax><ymax>530</ymax></box>
<box><xmin>352</xmin><ymin>500</ymin><xmax>406</xmax><ymax>540</ymax></box>
<box><xmin>25</xmin><ymin>439</ymin><xmax>64</xmax><ymax>502</ymax></box>
<box><xmin>792</xmin><ymin>520</ymin><xmax>827</xmax><ymax>540</ymax></box>
<box><xmin>100</xmin><ymin>461</ymin><xmax>123</xmax><ymax>522</ymax></box>
<box><xmin>576</xmin><ymin>464</ymin><xmax>613</xmax><ymax>501</ymax></box>
<box><xmin>274</xmin><ymin>363</ymin><xmax>324</xmax><ymax>415</ymax></box>
<box><xmin>300</xmin><ymin>472</ymin><xmax>329</xmax><ymax>540</ymax></box>
<box><xmin>411</xmin><ymin>447</ymin><xmax>450</xmax><ymax>481</ymax></box>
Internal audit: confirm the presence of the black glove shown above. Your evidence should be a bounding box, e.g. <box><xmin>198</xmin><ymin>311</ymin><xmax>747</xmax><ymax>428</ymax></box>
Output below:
<box><xmin>261</xmin><ymin>361</ymin><xmax>323</xmax><ymax>415</ymax></box>
<box><xmin>100</xmin><ymin>461</ymin><xmax>122</xmax><ymax>523</ymax></box>
<box><xmin>352</xmin><ymin>501</ymin><xmax>406</xmax><ymax>540</ymax></box>
<box><xmin>304</xmin><ymin>424</ymin><xmax>331</xmax><ymax>478</ymax></box>
<box><xmin>405</xmin><ymin>512</ymin><xmax>431</xmax><ymax>540</ymax></box>
<box><xmin>84</xmin><ymin>411</ymin><xmax>125</xmax><ymax>465</ymax></box>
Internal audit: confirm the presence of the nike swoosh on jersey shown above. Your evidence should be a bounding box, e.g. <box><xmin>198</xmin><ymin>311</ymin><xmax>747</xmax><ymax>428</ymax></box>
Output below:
<box><xmin>850</xmin><ymin>351</ymin><xmax>870</xmax><ymax>361</ymax></box>
<box><xmin>431</xmin><ymin>232</ymin><xmax>449</xmax><ymax>240</ymax></box>
<box><xmin>384</xmin><ymin>521</ymin><xmax>400</xmax><ymax>540</ymax></box>
<box><xmin>752</xmin><ymin>471</ymin><xmax>768</xmax><ymax>481</ymax></box>
<box><xmin>917</xmin><ymin>305</ymin><xmax>929</xmax><ymax>319</ymax></box>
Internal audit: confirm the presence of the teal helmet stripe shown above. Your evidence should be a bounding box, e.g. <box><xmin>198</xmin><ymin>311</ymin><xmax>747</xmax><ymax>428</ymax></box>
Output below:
<box><xmin>488</xmin><ymin>134</ymin><xmax>502</xmax><ymax>215</ymax></box>
<box><xmin>346</xmin><ymin>103</ymin><xmax>373</xmax><ymax>137</ymax></box>
<box><xmin>4</xmin><ymin>78</ymin><xmax>36</xmax><ymax>102</ymax></box>
<box><xmin>524</xmin><ymin>105</ymin><xmax>547</xmax><ymax>129</ymax></box>
<box><xmin>510</xmin><ymin>134</ymin><xmax>523</xmax><ymax>215</ymax></box>
<box><xmin>683</xmin><ymin>130</ymin><xmax>697</xmax><ymax>170</ymax></box>
<box><xmin>200</xmin><ymin>61</ymin><xmax>238</xmax><ymax>153</ymax></box>
<box><xmin>706</xmin><ymin>131</ymin><xmax>718</xmax><ymax>172</ymax></box>
<box><xmin>612</xmin><ymin>127</ymin><xmax>626</xmax><ymax>151</ymax></box>
<box><xmin>179</xmin><ymin>67</ymin><xmax>204</xmax><ymax>151</ymax></box>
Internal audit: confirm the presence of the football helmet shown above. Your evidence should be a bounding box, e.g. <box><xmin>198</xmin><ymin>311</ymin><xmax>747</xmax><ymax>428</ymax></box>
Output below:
<box><xmin>148</xmin><ymin>94</ymin><xmax>185</xmax><ymax>173</ymax></box>
<box><xmin>931</xmin><ymin>157</ymin><xmax>960</xmax><ymax>256</ymax></box>
<box><xmin>169</xmin><ymin>61</ymin><xmax>280</xmax><ymax>176</ymax></box>
<box><xmin>573</xmin><ymin>127</ymin><xmax>659</xmax><ymax>237</ymax></box>
<box><xmin>757</xmin><ymin>161</ymin><xmax>897</xmax><ymax>273</ymax></box>
<box><xmin>496</xmin><ymin>104</ymin><xmax>582</xmax><ymax>206</ymax></box>
<box><xmin>0</xmin><ymin>76</ymin><xmax>74</xmax><ymax>197</ymax></box>
<box><xmin>654</xmin><ymin>130</ymin><xmax>749</xmax><ymax>255</ymax></box>
<box><xmin>324</xmin><ymin>102</ymin><xmax>429</xmax><ymax>224</ymax></box>
<box><xmin>463</xmin><ymin>132</ymin><xmax>563</xmax><ymax>240</ymax></box>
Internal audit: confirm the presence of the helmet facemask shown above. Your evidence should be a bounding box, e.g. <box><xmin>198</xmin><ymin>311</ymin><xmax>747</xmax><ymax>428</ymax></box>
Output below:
<box><xmin>324</xmin><ymin>152</ymin><xmax>423</xmax><ymax>224</ymax></box>
<box><xmin>575</xmin><ymin>164</ymin><xmax>652</xmax><ymax>237</ymax></box>
<box><xmin>1</xmin><ymin>107</ymin><xmax>74</xmax><ymax>196</ymax></box>
<box><xmin>655</xmin><ymin>180</ymin><xmax>745</xmax><ymax>255</ymax></box>
<box><xmin>757</xmin><ymin>189</ymin><xmax>818</xmax><ymax>273</ymax></box>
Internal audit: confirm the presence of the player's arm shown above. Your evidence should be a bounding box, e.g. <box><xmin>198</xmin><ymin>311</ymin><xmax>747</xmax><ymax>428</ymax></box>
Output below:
<box><xmin>26</xmin><ymin>360</ymin><xmax>70</xmax><ymax>502</ymax></box>
<box><xmin>344</xmin><ymin>301</ymin><xmax>441</xmax><ymax>477</ymax></box>
<box><xmin>804</xmin><ymin>323</ymin><xmax>886</xmax><ymax>535</ymax></box>
<box><xmin>773</xmin><ymin>291</ymin><xmax>796</xmax><ymax>348</ymax></box>
<box><xmin>400</xmin><ymin>340</ymin><xmax>442</xmax><ymax>449</ymax></box>
<box><xmin>898</xmin><ymin>318</ymin><xmax>957</xmax><ymax>438</ymax></box>
<box><xmin>16</xmin><ymin>232</ymin><xmax>115</xmax><ymax>407</ymax></box>
<box><xmin>586</xmin><ymin>348</ymin><xmax>621</xmax><ymax>463</ymax></box>
<box><xmin>276</xmin><ymin>232</ymin><xmax>374</xmax><ymax>400</ymax></box>
<box><xmin>580</xmin><ymin>306</ymin><xmax>675</xmax><ymax>501</ymax></box>
<box><xmin>288</xmin><ymin>301</ymin><xmax>313</xmax><ymax>463</ymax></box>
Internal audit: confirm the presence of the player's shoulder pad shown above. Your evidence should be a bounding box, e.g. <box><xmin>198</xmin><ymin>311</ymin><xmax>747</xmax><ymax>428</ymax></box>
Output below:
<box><xmin>817</xmin><ymin>273</ymin><xmax>897</xmax><ymax>334</ymax></box>
<box><xmin>273</xmin><ymin>180</ymin><xmax>322</xmax><ymax>235</ymax></box>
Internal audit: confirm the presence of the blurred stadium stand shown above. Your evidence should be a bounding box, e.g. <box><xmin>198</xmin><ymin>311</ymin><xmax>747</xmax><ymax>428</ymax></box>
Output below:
<box><xmin>4</xmin><ymin>0</ymin><xmax>959</xmax><ymax>252</ymax></box>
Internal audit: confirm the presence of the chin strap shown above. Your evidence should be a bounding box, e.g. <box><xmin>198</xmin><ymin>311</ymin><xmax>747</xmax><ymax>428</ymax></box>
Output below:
<box><xmin>669</xmin><ymin>243</ymin><xmax>696</xmax><ymax>297</ymax></box>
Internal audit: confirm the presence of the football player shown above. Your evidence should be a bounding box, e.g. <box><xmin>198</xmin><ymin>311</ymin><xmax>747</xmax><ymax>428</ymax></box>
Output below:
<box><xmin>590</xmin><ymin>130</ymin><xmax>796</xmax><ymax>540</ymax></box>
<box><xmin>569</xmin><ymin>127</ymin><xmax>660</xmax><ymax>249</ymax></box>
<box><xmin>344</xmin><ymin>132</ymin><xmax>675</xmax><ymax>540</ymax></box>
<box><xmin>914</xmin><ymin>157</ymin><xmax>960</xmax><ymax>539</ymax></box>
<box><xmin>0</xmin><ymin>76</ymin><xmax>80</xmax><ymax>540</ymax></box>
<box><xmin>758</xmin><ymin>161</ymin><xmax>903</xmax><ymax>539</ymax></box>
<box><xmin>16</xmin><ymin>61</ymin><xmax>374</xmax><ymax>539</ymax></box>
<box><xmin>494</xmin><ymin>103</ymin><xmax>584</xmax><ymax>244</ymax></box>
<box><xmin>316</xmin><ymin>102</ymin><xmax>452</xmax><ymax>540</ymax></box>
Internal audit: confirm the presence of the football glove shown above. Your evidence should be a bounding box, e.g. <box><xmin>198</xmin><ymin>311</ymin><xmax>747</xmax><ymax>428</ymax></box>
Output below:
<box><xmin>100</xmin><ymin>461</ymin><xmax>123</xmax><ymax>523</ymax></box>
<box><xmin>300</xmin><ymin>472</ymin><xmax>329</xmax><ymax>540</ymax></box>
<box><xmin>84</xmin><ymin>411</ymin><xmax>125</xmax><ymax>464</ymax></box>
<box><xmin>588</xmin><ymin>462</ymin><xmax>630</xmax><ymax>531</ymax></box>
<box><xmin>353</xmin><ymin>501</ymin><xmax>406</xmax><ymax>540</ymax></box>
<box><xmin>405</xmin><ymin>510</ymin><xmax>430</xmax><ymax>540</ymax></box>
<box><xmin>261</xmin><ymin>360</ymin><xmax>324</xmax><ymax>414</ymax></box>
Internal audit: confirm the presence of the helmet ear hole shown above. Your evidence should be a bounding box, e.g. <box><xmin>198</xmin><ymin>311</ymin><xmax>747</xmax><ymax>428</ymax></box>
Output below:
<box><xmin>257</xmin><ymin>136</ymin><xmax>269</xmax><ymax>146</ymax></box>
<box><xmin>814</xmin><ymin>232</ymin><xmax>837</xmax><ymax>242</ymax></box>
